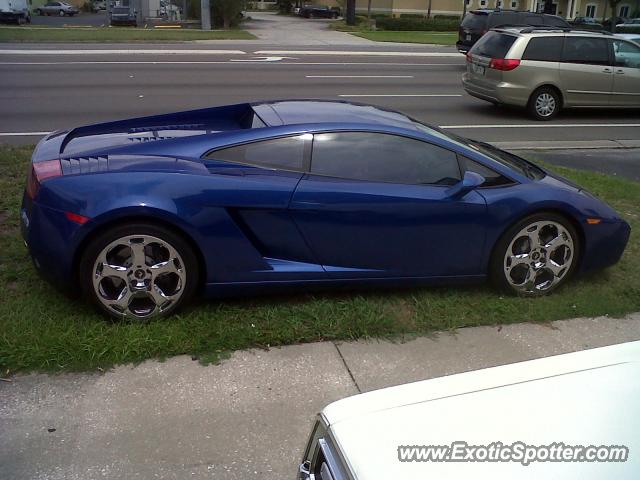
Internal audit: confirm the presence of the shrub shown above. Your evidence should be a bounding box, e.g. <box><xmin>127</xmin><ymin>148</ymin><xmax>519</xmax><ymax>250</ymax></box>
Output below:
<box><xmin>375</xmin><ymin>17</ymin><xmax>459</xmax><ymax>31</ymax></box>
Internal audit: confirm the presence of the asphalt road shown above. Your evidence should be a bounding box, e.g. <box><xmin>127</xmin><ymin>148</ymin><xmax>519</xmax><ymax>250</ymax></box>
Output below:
<box><xmin>2</xmin><ymin>45</ymin><xmax>640</xmax><ymax>143</ymax></box>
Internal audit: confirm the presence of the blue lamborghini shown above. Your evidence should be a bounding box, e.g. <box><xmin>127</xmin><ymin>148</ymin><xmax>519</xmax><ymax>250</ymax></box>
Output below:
<box><xmin>21</xmin><ymin>100</ymin><xmax>630</xmax><ymax>320</ymax></box>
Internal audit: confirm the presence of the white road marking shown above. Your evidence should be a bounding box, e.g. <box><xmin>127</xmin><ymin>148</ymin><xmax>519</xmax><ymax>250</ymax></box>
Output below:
<box><xmin>440</xmin><ymin>123</ymin><xmax>640</xmax><ymax>129</ymax></box>
<box><xmin>0</xmin><ymin>49</ymin><xmax>246</xmax><ymax>55</ymax></box>
<box><xmin>0</xmin><ymin>132</ymin><xmax>51</xmax><ymax>136</ymax></box>
<box><xmin>230</xmin><ymin>56</ymin><xmax>297</xmax><ymax>62</ymax></box>
<box><xmin>0</xmin><ymin>61</ymin><xmax>463</xmax><ymax>66</ymax></box>
<box><xmin>255</xmin><ymin>50</ymin><xmax>461</xmax><ymax>57</ymax></box>
<box><xmin>307</xmin><ymin>75</ymin><xmax>414</xmax><ymax>78</ymax></box>
<box><xmin>339</xmin><ymin>94</ymin><xmax>462</xmax><ymax>97</ymax></box>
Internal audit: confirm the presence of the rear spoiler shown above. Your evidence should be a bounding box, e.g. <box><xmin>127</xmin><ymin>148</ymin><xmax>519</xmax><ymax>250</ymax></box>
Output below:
<box><xmin>59</xmin><ymin>103</ymin><xmax>255</xmax><ymax>154</ymax></box>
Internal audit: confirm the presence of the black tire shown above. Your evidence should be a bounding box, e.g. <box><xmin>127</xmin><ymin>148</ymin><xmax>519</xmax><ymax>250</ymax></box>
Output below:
<box><xmin>528</xmin><ymin>86</ymin><xmax>561</xmax><ymax>121</ymax></box>
<box><xmin>79</xmin><ymin>222</ymin><xmax>199</xmax><ymax>320</ymax></box>
<box><xmin>490</xmin><ymin>212</ymin><xmax>580</xmax><ymax>296</ymax></box>
<box><xmin>59</xmin><ymin>9</ymin><xmax>65</xmax><ymax>16</ymax></box>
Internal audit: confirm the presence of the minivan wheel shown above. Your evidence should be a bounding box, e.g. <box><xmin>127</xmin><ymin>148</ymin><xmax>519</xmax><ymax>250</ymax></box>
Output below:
<box><xmin>528</xmin><ymin>87</ymin><xmax>560</xmax><ymax>121</ymax></box>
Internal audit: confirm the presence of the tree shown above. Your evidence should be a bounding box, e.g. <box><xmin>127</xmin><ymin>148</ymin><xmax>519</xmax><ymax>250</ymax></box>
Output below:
<box><xmin>367</xmin><ymin>0</ymin><xmax>372</xmax><ymax>19</ymax></box>
<box><xmin>426</xmin><ymin>0</ymin><xmax>432</xmax><ymax>19</ymax></box>
<box><xmin>346</xmin><ymin>0</ymin><xmax>356</xmax><ymax>25</ymax></box>
<box><xmin>212</xmin><ymin>0</ymin><xmax>247</xmax><ymax>29</ymax></box>
<box><xmin>608</xmin><ymin>0</ymin><xmax>622</xmax><ymax>31</ymax></box>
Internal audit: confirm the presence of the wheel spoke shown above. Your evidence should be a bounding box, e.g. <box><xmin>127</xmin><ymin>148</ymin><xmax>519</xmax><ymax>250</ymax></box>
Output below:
<box><xmin>105</xmin><ymin>286</ymin><xmax>131</xmax><ymax>311</ymax></box>
<box><xmin>100</xmin><ymin>263</ymin><xmax>129</xmax><ymax>281</ymax></box>
<box><xmin>546</xmin><ymin>260</ymin><xmax>565</xmax><ymax>277</ymax></box>
<box><xmin>129</xmin><ymin>240</ymin><xmax>147</xmax><ymax>267</ymax></box>
<box><xmin>506</xmin><ymin>253</ymin><xmax>530</xmax><ymax>270</ymax></box>
<box><xmin>149</xmin><ymin>258</ymin><xmax>179</xmax><ymax>277</ymax></box>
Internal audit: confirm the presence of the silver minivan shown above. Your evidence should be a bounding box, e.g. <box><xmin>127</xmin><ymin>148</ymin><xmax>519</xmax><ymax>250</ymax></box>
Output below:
<box><xmin>462</xmin><ymin>28</ymin><xmax>640</xmax><ymax>120</ymax></box>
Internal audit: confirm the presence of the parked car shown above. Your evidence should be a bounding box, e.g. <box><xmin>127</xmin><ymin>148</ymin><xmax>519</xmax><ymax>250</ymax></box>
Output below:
<box><xmin>603</xmin><ymin>15</ymin><xmax>629</xmax><ymax>29</ymax></box>
<box><xmin>91</xmin><ymin>0</ymin><xmax>106</xmax><ymax>12</ymax></box>
<box><xmin>569</xmin><ymin>16</ymin><xmax>603</xmax><ymax>30</ymax></box>
<box><xmin>299</xmin><ymin>4</ymin><xmax>340</xmax><ymax>19</ymax></box>
<box><xmin>463</xmin><ymin>27</ymin><xmax>640</xmax><ymax>119</ymax></box>
<box><xmin>109</xmin><ymin>6</ymin><xmax>136</xmax><ymax>25</ymax></box>
<box><xmin>0</xmin><ymin>0</ymin><xmax>30</xmax><ymax>23</ymax></box>
<box><xmin>22</xmin><ymin>101</ymin><xmax>630</xmax><ymax>320</ymax></box>
<box><xmin>457</xmin><ymin>9</ymin><xmax>570</xmax><ymax>53</ymax></box>
<box><xmin>616</xmin><ymin>18</ymin><xmax>640</xmax><ymax>30</ymax></box>
<box><xmin>35</xmin><ymin>1</ymin><xmax>79</xmax><ymax>16</ymax></box>
<box><xmin>299</xmin><ymin>341</ymin><xmax>640</xmax><ymax>479</ymax></box>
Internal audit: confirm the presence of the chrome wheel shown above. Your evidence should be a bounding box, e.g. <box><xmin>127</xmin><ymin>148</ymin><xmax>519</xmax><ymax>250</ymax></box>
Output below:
<box><xmin>92</xmin><ymin>234</ymin><xmax>186</xmax><ymax>319</ymax></box>
<box><xmin>503</xmin><ymin>220</ymin><xmax>574</xmax><ymax>294</ymax></box>
<box><xmin>535</xmin><ymin>93</ymin><xmax>556</xmax><ymax>118</ymax></box>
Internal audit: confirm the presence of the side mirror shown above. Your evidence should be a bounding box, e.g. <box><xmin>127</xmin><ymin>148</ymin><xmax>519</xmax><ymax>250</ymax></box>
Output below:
<box><xmin>446</xmin><ymin>171</ymin><xmax>485</xmax><ymax>199</ymax></box>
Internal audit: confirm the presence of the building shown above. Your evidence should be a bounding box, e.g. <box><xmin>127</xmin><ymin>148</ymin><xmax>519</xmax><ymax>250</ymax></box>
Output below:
<box><xmin>353</xmin><ymin>0</ymin><xmax>639</xmax><ymax>20</ymax></box>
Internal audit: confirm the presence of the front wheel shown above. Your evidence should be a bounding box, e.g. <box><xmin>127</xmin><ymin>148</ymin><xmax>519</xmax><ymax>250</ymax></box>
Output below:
<box><xmin>491</xmin><ymin>213</ymin><xmax>580</xmax><ymax>296</ymax></box>
<box><xmin>79</xmin><ymin>223</ymin><xmax>199</xmax><ymax>320</ymax></box>
<box><xmin>528</xmin><ymin>87</ymin><xmax>560</xmax><ymax>121</ymax></box>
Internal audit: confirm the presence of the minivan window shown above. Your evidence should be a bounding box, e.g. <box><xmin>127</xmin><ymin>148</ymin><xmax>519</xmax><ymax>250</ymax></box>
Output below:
<box><xmin>522</xmin><ymin>37</ymin><xmax>564</xmax><ymax>61</ymax></box>
<box><xmin>562</xmin><ymin>37</ymin><xmax>610</xmax><ymax>65</ymax></box>
<box><xmin>470</xmin><ymin>32</ymin><xmax>517</xmax><ymax>58</ymax></box>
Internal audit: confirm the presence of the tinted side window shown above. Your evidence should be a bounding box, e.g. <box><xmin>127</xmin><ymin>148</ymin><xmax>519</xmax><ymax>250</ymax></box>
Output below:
<box><xmin>489</xmin><ymin>13</ymin><xmax>516</xmax><ymax>27</ymax></box>
<box><xmin>205</xmin><ymin>135</ymin><xmax>307</xmax><ymax>171</ymax></box>
<box><xmin>462</xmin><ymin>157</ymin><xmax>513</xmax><ymax>187</ymax></box>
<box><xmin>522</xmin><ymin>37</ymin><xmax>564</xmax><ymax>61</ymax></box>
<box><xmin>471</xmin><ymin>32</ymin><xmax>517</xmax><ymax>58</ymax></box>
<box><xmin>562</xmin><ymin>37</ymin><xmax>610</xmax><ymax>65</ymax></box>
<box><xmin>525</xmin><ymin>15</ymin><xmax>544</xmax><ymax>26</ymax></box>
<box><xmin>545</xmin><ymin>16</ymin><xmax>570</xmax><ymax>27</ymax></box>
<box><xmin>461</xmin><ymin>13</ymin><xmax>488</xmax><ymax>30</ymax></box>
<box><xmin>311</xmin><ymin>132</ymin><xmax>461</xmax><ymax>186</ymax></box>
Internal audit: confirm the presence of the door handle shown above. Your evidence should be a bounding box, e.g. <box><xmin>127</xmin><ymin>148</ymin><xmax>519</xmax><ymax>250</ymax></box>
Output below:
<box><xmin>615</xmin><ymin>69</ymin><xmax>625</xmax><ymax>74</ymax></box>
<box><xmin>602</xmin><ymin>68</ymin><xmax>612</xmax><ymax>73</ymax></box>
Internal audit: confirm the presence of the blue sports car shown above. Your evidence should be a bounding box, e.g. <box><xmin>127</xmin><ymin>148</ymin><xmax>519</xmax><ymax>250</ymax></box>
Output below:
<box><xmin>21</xmin><ymin>100</ymin><xmax>630</xmax><ymax>320</ymax></box>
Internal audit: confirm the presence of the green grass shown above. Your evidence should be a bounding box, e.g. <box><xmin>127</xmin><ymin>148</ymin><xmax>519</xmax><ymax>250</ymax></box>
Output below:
<box><xmin>350</xmin><ymin>30</ymin><xmax>458</xmax><ymax>45</ymax></box>
<box><xmin>1</xmin><ymin>146</ymin><xmax>639</xmax><ymax>374</ymax></box>
<box><xmin>0</xmin><ymin>26</ymin><xmax>256</xmax><ymax>42</ymax></box>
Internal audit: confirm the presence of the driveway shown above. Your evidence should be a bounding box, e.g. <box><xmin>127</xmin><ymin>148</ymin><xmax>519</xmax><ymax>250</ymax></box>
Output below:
<box><xmin>244</xmin><ymin>11</ymin><xmax>374</xmax><ymax>45</ymax></box>
<box><xmin>2</xmin><ymin>314</ymin><xmax>639</xmax><ymax>479</ymax></box>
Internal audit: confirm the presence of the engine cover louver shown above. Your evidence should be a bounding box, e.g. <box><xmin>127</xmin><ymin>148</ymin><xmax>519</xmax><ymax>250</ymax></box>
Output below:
<box><xmin>60</xmin><ymin>156</ymin><xmax>109</xmax><ymax>175</ymax></box>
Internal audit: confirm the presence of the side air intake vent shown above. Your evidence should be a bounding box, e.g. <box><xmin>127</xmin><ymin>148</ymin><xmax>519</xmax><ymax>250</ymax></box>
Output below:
<box><xmin>60</xmin><ymin>156</ymin><xmax>109</xmax><ymax>175</ymax></box>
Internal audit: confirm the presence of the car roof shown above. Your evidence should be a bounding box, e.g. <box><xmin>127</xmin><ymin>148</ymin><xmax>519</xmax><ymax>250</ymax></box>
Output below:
<box><xmin>324</xmin><ymin>341</ymin><xmax>640</xmax><ymax>479</ymax></box>
<box><xmin>252</xmin><ymin>100</ymin><xmax>421</xmax><ymax>130</ymax></box>
<box><xmin>494</xmin><ymin>26</ymin><xmax>615</xmax><ymax>38</ymax></box>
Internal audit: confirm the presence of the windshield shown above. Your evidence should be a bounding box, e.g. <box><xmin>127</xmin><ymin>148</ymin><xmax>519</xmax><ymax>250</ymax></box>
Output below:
<box><xmin>470</xmin><ymin>31</ymin><xmax>518</xmax><ymax>58</ymax></box>
<box><xmin>414</xmin><ymin>122</ymin><xmax>545</xmax><ymax>180</ymax></box>
<box><xmin>113</xmin><ymin>7</ymin><xmax>130</xmax><ymax>13</ymax></box>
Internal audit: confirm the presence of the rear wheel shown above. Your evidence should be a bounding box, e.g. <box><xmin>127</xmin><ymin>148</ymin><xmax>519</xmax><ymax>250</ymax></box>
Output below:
<box><xmin>528</xmin><ymin>87</ymin><xmax>560</xmax><ymax>121</ymax></box>
<box><xmin>491</xmin><ymin>213</ymin><xmax>580</xmax><ymax>296</ymax></box>
<box><xmin>79</xmin><ymin>223</ymin><xmax>199</xmax><ymax>320</ymax></box>
<box><xmin>58</xmin><ymin>9</ymin><xmax>65</xmax><ymax>16</ymax></box>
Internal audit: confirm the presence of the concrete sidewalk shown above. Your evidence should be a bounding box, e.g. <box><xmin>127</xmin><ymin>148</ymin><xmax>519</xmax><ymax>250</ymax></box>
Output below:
<box><xmin>2</xmin><ymin>314</ymin><xmax>640</xmax><ymax>479</ymax></box>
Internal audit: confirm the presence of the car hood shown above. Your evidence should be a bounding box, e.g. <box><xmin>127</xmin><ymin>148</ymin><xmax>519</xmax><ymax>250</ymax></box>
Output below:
<box><xmin>324</xmin><ymin>342</ymin><xmax>640</xmax><ymax>479</ymax></box>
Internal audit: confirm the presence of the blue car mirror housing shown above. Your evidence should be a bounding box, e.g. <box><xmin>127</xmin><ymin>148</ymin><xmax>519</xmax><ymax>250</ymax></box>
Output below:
<box><xmin>446</xmin><ymin>171</ymin><xmax>485</xmax><ymax>199</ymax></box>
